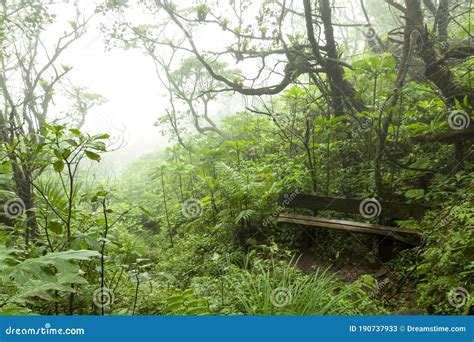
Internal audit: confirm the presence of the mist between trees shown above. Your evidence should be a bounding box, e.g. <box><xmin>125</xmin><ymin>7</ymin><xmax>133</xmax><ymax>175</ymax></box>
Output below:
<box><xmin>0</xmin><ymin>0</ymin><xmax>472</xmax><ymax>316</ymax></box>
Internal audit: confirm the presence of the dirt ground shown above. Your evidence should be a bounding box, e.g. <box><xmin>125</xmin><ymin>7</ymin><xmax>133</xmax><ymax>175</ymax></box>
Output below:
<box><xmin>295</xmin><ymin>250</ymin><xmax>427</xmax><ymax>314</ymax></box>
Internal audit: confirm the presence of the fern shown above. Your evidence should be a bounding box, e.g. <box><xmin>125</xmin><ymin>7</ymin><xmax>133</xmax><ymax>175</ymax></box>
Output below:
<box><xmin>0</xmin><ymin>248</ymin><xmax>100</xmax><ymax>304</ymax></box>
<box><xmin>215</xmin><ymin>162</ymin><xmax>244</xmax><ymax>196</ymax></box>
<box><xmin>35</xmin><ymin>178</ymin><xmax>69</xmax><ymax>215</ymax></box>
<box><xmin>235</xmin><ymin>209</ymin><xmax>256</xmax><ymax>224</ymax></box>
<box><xmin>0</xmin><ymin>304</ymin><xmax>33</xmax><ymax>315</ymax></box>
<box><xmin>164</xmin><ymin>288</ymin><xmax>211</xmax><ymax>315</ymax></box>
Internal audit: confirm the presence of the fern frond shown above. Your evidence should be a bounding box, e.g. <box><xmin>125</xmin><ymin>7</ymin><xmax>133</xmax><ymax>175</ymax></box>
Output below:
<box><xmin>235</xmin><ymin>209</ymin><xmax>256</xmax><ymax>224</ymax></box>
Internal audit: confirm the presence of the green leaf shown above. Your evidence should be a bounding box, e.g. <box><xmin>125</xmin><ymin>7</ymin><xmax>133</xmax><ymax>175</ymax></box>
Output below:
<box><xmin>62</xmin><ymin>149</ymin><xmax>72</xmax><ymax>159</ymax></box>
<box><xmin>235</xmin><ymin>209</ymin><xmax>256</xmax><ymax>224</ymax></box>
<box><xmin>65</xmin><ymin>139</ymin><xmax>78</xmax><ymax>146</ymax></box>
<box><xmin>368</xmin><ymin>55</ymin><xmax>381</xmax><ymax>68</ymax></box>
<box><xmin>0</xmin><ymin>248</ymin><xmax>100</xmax><ymax>284</ymax></box>
<box><xmin>405</xmin><ymin>189</ymin><xmax>425</xmax><ymax>200</ymax></box>
<box><xmin>53</xmin><ymin>148</ymin><xmax>64</xmax><ymax>159</ymax></box>
<box><xmin>69</xmin><ymin>128</ymin><xmax>81</xmax><ymax>136</ymax></box>
<box><xmin>91</xmin><ymin>141</ymin><xmax>106</xmax><ymax>151</ymax></box>
<box><xmin>95</xmin><ymin>133</ymin><xmax>110</xmax><ymax>140</ymax></box>
<box><xmin>139</xmin><ymin>206</ymin><xmax>153</xmax><ymax>217</ymax></box>
<box><xmin>85</xmin><ymin>151</ymin><xmax>101</xmax><ymax>161</ymax></box>
<box><xmin>382</xmin><ymin>57</ymin><xmax>396</xmax><ymax>68</ymax></box>
<box><xmin>53</xmin><ymin>160</ymin><xmax>64</xmax><ymax>173</ymax></box>
<box><xmin>48</xmin><ymin>221</ymin><xmax>63</xmax><ymax>234</ymax></box>
<box><xmin>0</xmin><ymin>305</ymin><xmax>33</xmax><ymax>316</ymax></box>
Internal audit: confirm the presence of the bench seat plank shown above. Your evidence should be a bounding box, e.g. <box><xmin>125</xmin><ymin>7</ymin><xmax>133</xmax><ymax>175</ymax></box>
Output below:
<box><xmin>277</xmin><ymin>213</ymin><xmax>420</xmax><ymax>245</ymax></box>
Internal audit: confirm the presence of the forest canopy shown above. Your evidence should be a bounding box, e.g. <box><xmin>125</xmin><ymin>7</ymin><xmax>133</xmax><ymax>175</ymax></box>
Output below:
<box><xmin>0</xmin><ymin>0</ymin><xmax>473</xmax><ymax>316</ymax></box>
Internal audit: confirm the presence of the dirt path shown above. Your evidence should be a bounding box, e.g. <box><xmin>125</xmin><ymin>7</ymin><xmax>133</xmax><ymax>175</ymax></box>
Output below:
<box><xmin>295</xmin><ymin>250</ymin><xmax>426</xmax><ymax>313</ymax></box>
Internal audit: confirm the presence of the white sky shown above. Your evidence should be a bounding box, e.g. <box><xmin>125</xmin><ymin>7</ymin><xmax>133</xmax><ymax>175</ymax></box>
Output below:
<box><xmin>42</xmin><ymin>0</ymin><xmax>368</xmax><ymax>171</ymax></box>
<box><xmin>69</xmin><ymin>41</ymin><xmax>166</xmax><ymax>164</ymax></box>
<box><xmin>59</xmin><ymin>19</ymin><xmax>168</xmax><ymax>169</ymax></box>
<box><xmin>49</xmin><ymin>2</ymin><xmax>245</xmax><ymax>171</ymax></box>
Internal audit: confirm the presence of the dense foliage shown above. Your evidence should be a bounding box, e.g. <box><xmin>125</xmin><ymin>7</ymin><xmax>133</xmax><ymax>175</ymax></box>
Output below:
<box><xmin>0</xmin><ymin>0</ymin><xmax>472</xmax><ymax>316</ymax></box>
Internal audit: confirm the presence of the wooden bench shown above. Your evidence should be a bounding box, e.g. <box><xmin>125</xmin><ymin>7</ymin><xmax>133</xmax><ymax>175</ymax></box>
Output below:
<box><xmin>412</xmin><ymin>126</ymin><xmax>474</xmax><ymax>171</ymax></box>
<box><xmin>277</xmin><ymin>193</ymin><xmax>427</xmax><ymax>257</ymax></box>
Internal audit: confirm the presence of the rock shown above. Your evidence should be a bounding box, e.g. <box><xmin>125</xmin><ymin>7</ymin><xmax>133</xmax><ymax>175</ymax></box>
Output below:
<box><xmin>374</xmin><ymin>267</ymin><xmax>388</xmax><ymax>278</ymax></box>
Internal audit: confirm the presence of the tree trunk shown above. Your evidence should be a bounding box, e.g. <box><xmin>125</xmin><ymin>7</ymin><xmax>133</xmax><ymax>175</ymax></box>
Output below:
<box><xmin>12</xmin><ymin>162</ymin><xmax>39</xmax><ymax>244</ymax></box>
<box><xmin>406</xmin><ymin>0</ymin><xmax>473</xmax><ymax>104</ymax></box>
<box><xmin>318</xmin><ymin>0</ymin><xmax>365</xmax><ymax>115</ymax></box>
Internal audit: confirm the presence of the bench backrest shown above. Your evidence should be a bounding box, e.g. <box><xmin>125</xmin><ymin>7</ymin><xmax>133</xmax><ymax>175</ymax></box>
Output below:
<box><xmin>279</xmin><ymin>192</ymin><xmax>427</xmax><ymax>220</ymax></box>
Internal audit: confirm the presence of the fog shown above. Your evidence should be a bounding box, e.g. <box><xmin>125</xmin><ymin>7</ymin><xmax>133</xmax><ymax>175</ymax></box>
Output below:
<box><xmin>43</xmin><ymin>2</ymin><xmax>249</xmax><ymax>174</ymax></box>
<box><xmin>45</xmin><ymin>0</ymin><xmax>374</xmax><ymax>173</ymax></box>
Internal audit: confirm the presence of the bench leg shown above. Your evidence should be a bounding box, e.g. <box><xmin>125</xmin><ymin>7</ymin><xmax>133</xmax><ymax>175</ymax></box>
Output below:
<box><xmin>376</xmin><ymin>237</ymin><xmax>394</xmax><ymax>262</ymax></box>
<box><xmin>299</xmin><ymin>227</ymin><xmax>313</xmax><ymax>250</ymax></box>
